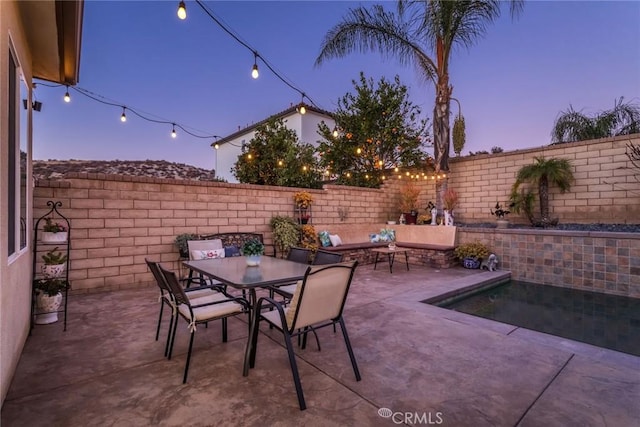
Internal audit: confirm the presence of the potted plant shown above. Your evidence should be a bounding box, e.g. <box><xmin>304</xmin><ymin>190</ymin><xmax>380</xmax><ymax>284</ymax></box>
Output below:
<box><xmin>242</xmin><ymin>239</ymin><xmax>265</xmax><ymax>266</ymax></box>
<box><xmin>491</xmin><ymin>202</ymin><xmax>512</xmax><ymax>229</ymax></box>
<box><xmin>454</xmin><ymin>241</ymin><xmax>490</xmax><ymax>269</ymax></box>
<box><xmin>34</xmin><ymin>277</ymin><xmax>69</xmax><ymax>324</ymax></box>
<box><xmin>299</xmin><ymin>224</ymin><xmax>318</xmax><ymax>252</ymax></box>
<box><xmin>41</xmin><ymin>247</ymin><xmax>68</xmax><ymax>278</ymax></box>
<box><xmin>399</xmin><ymin>181</ymin><xmax>420</xmax><ymax>224</ymax></box>
<box><xmin>41</xmin><ymin>217</ymin><xmax>68</xmax><ymax>243</ymax></box>
<box><xmin>270</xmin><ymin>215</ymin><xmax>300</xmax><ymax>258</ymax></box>
<box><xmin>174</xmin><ymin>233</ymin><xmax>198</xmax><ymax>258</ymax></box>
<box><xmin>442</xmin><ymin>189</ymin><xmax>459</xmax><ymax>225</ymax></box>
<box><xmin>294</xmin><ymin>191</ymin><xmax>313</xmax><ymax>224</ymax></box>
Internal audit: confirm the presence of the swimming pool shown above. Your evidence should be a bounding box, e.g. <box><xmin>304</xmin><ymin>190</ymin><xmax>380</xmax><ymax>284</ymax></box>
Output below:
<box><xmin>432</xmin><ymin>280</ymin><xmax>640</xmax><ymax>357</ymax></box>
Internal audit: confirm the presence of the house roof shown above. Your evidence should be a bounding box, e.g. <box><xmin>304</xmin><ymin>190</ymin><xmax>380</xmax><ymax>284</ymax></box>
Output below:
<box><xmin>213</xmin><ymin>102</ymin><xmax>334</xmax><ymax>147</ymax></box>
<box><xmin>17</xmin><ymin>0</ymin><xmax>84</xmax><ymax>84</ymax></box>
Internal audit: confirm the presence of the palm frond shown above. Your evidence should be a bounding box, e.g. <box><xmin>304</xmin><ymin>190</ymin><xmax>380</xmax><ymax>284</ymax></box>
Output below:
<box><xmin>315</xmin><ymin>5</ymin><xmax>437</xmax><ymax>78</ymax></box>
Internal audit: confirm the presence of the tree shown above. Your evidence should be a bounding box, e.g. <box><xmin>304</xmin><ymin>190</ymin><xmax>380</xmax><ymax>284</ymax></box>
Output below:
<box><xmin>315</xmin><ymin>1</ymin><xmax>522</xmax><ymax>173</ymax></box>
<box><xmin>232</xmin><ymin>119</ymin><xmax>322</xmax><ymax>188</ymax></box>
<box><xmin>316</xmin><ymin>72</ymin><xmax>430</xmax><ymax>188</ymax></box>
<box><xmin>511</xmin><ymin>157</ymin><xmax>574</xmax><ymax>226</ymax></box>
<box><xmin>551</xmin><ymin>97</ymin><xmax>640</xmax><ymax>143</ymax></box>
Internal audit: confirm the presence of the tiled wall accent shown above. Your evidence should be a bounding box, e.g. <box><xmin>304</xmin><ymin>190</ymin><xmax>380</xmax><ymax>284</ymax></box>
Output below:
<box><xmin>458</xmin><ymin>228</ymin><xmax>640</xmax><ymax>299</ymax></box>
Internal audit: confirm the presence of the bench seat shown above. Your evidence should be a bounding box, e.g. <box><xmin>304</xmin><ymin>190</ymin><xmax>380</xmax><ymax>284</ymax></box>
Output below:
<box><xmin>314</xmin><ymin>224</ymin><xmax>458</xmax><ymax>269</ymax></box>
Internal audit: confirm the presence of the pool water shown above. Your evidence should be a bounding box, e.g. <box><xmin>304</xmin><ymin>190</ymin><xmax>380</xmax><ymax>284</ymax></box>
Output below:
<box><xmin>435</xmin><ymin>281</ymin><xmax>640</xmax><ymax>357</ymax></box>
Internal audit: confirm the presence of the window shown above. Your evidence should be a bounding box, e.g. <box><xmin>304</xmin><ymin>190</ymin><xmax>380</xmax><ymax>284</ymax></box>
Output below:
<box><xmin>7</xmin><ymin>46</ymin><xmax>28</xmax><ymax>257</ymax></box>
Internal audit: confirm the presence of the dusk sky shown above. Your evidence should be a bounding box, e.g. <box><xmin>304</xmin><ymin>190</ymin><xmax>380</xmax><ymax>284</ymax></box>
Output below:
<box><xmin>33</xmin><ymin>1</ymin><xmax>640</xmax><ymax>171</ymax></box>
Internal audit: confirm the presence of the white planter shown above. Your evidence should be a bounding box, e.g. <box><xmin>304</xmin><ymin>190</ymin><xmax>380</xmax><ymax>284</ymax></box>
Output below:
<box><xmin>245</xmin><ymin>255</ymin><xmax>261</xmax><ymax>266</ymax></box>
<box><xmin>42</xmin><ymin>231</ymin><xmax>68</xmax><ymax>243</ymax></box>
<box><xmin>496</xmin><ymin>219</ymin><xmax>509</xmax><ymax>229</ymax></box>
<box><xmin>35</xmin><ymin>292</ymin><xmax>63</xmax><ymax>324</ymax></box>
<box><xmin>444</xmin><ymin>210</ymin><xmax>454</xmax><ymax>226</ymax></box>
<box><xmin>42</xmin><ymin>264</ymin><xmax>66</xmax><ymax>278</ymax></box>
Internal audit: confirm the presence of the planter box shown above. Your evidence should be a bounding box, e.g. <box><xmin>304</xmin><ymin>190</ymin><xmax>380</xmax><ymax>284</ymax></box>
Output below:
<box><xmin>42</xmin><ymin>232</ymin><xmax>68</xmax><ymax>243</ymax></box>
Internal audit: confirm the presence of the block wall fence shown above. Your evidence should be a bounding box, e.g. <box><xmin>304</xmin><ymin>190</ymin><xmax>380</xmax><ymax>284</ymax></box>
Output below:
<box><xmin>33</xmin><ymin>135</ymin><xmax>640</xmax><ymax>294</ymax></box>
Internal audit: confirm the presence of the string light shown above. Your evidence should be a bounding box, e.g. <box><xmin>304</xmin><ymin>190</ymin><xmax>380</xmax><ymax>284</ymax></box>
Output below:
<box><xmin>214</xmin><ymin>143</ymin><xmax>219</xmax><ymax>149</ymax></box>
<box><xmin>193</xmin><ymin>1</ymin><xmax>318</xmax><ymax>109</ymax></box>
<box><xmin>278</xmin><ymin>160</ymin><xmax>283</xmax><ymax>166</ymax></box>
<box><xmin>120</xmin><ymin>107</ymin><xmax>127</xmax><ymax>122</ymax></box>
<box><xmin>63</xmin><ymin>86</ymin><xmax>70</xmax><ymax>103</ymax></box>
<box><xmin>177</xmin><ymin>1</ymin><xmax>187</xmax><ymax>20</ymax></box>
<box><xmin>171</xmin><ymin>124</ymin><xmax>177</xmax><ymax>138</ymax></box>
<box><xmin>251</xmin><ymin>52</ymin><xmax>259</xmax><ymax>79</ymax></box>
<box><xmin>332</xmin><ymin>127</ymin><xmax>339</xmax><ymax>138</ymax></box>
<box><xmin>356</xmin><ymin>148</ymin><xmax>362</xmax><ymax>154</ymax></box>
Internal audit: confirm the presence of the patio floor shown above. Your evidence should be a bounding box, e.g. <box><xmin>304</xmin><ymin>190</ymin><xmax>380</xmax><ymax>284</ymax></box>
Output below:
<box><xmin>2</xmin><ymin>264</ymin><xmax>639</xmax><ymax>426</ymax></box>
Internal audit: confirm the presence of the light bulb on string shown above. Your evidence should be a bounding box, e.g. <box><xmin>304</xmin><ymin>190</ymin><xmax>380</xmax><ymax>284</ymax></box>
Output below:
<box><xmin>297</xmin><ymin>93</ymin><xmax>306</xmax><ymax>114</ymax></box>
<box><xmin>120</xmin><ymin>107</ymin><xmax>127</xmax><ymax>122</ymax></box>
<box><xmin>177</xmin><ymin>1</ymin><xmax>186</xmax><ymax>19</ymax></box>
<box><xmin>214</xmin><ymin>143</ymin><xmax>219</xmax><ymax>150</ymax></box>
<box><xmin>251</xmin><ymin>53</ymin><xmax>259</xmax><ymax>79</ymax></box>
<box><xmin>63</xmin><ymin>86</ymin><xmax>71</xmax><ymax>103</ymax></box>
<box><xmin>171</xmin><ymin>124</ymin><xmax>177</xmax><ymax>139</ymax></box>
<box><xmin>332</xmin><ymin>127</ymin><xmax>339</xmax><ymax>138</ymax></box>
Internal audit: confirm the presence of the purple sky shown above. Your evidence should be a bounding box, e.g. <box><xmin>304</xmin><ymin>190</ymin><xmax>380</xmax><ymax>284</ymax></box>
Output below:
<box><xmin>33</xmin><ymin>1</ymin><xmax>640</xmax><ymax>170</ymax></box>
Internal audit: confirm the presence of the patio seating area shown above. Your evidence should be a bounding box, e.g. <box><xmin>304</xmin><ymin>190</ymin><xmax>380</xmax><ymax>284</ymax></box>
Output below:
<box><xmin>2</xmin><ymin>264</ymin><xmax>639</xmax><ymax>426</ymax></box>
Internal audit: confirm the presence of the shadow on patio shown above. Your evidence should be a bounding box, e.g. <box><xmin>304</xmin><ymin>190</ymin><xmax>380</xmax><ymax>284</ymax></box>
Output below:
<box><xmin>2</xmin><ymin>264</ymin><xmax>638</xmax><ymax>426</ymax></box>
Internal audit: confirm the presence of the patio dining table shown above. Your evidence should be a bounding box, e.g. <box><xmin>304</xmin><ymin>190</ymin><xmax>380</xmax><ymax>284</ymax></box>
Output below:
<box><xmin>182</xmin><ymin>256</ymin><xmax>310</xmax><ymax>314</ymax></box>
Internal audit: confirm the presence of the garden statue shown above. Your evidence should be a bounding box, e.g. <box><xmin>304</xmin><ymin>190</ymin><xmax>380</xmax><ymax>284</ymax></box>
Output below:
<box><xmin>430</xmin><ymin>208</ymin><xmax>437</xmax><ymax>226</ymax></box>
<box><xmin>480</xmin><ymin>254</ymin><xmax>498</xmax><ymax>271</ymax></box>
<box><xmin>444</xmin><ymin>209</ymin><xmax>454</xmax><ymax>226</ymax></box>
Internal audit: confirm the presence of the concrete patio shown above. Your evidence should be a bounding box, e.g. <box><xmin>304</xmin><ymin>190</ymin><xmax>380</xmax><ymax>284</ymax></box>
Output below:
<box><xmin>2</xmin><ymin>264</ymin><xmax>639</xmax><ymax>426</ymax></box>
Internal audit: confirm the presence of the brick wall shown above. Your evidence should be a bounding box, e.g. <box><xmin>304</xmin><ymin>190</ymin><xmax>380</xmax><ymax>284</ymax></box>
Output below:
<box><xmin>33</xmin><ymin>176</ymin><xmax>390</xmax><ymax>293</ymax></box>
<box><xmin>444</xmin><ymin>134</ymin><xmax>640</xmax><ymax>224</ymax></box>
<box><xmin>33</xmin><ymin>135</ymin><xmax>640</xmax><ymax>294</ymax></box>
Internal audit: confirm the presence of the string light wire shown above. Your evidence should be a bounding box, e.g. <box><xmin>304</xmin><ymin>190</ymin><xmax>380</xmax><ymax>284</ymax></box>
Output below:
<box><xmin>193</xmin><ymin>0</ymin><xmax>318</xmax><ymax>108</ymax></box>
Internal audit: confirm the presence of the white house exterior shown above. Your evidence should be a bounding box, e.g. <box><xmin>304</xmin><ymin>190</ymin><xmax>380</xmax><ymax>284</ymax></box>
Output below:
<box><xmin>214</xmin><ymin>103</ymin><xmax>335</xmax><ymax>183</ymax></box>
<box><xmin>0</xmin><ymin>0</ymin><xmax>83</xmax><ymax>404</ymax></box>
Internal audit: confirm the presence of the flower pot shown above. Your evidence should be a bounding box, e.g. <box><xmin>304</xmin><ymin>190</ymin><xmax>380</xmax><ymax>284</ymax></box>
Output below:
<box><xmin>444</xmin><ymin>210</ymin><xmax>454</xmax><ymax>226</ymax></box>
<box><xmin>463</xmin><ymin>257</ymin><xmax>481</xmax><ymax>269</ymax></box>
<box><xmin>245</xmin><ymin>255</ymin><xmax>261</xmax><ymax>266</ymax></box>
<box><xmin>42</xmin><ymin>231</ymin><xmax>68</xmax><ymax>243</ymax></box>
<box><xmin>42</xmin><ymin>263</ymin><xmax>66</xmax><ymax>278</ymax></box>
<box><xmin>35</xmin><ymin>292</ymin><xmax>63</xmax><ymax>324</ymax></box>
<box><xmin>496</xmin><ymin>219</ymin><xmax>509</xmax><ymax>229</ymax></box>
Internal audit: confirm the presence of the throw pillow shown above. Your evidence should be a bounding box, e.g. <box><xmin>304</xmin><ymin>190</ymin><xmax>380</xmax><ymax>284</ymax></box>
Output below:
<box><xmin>329</xmin><ymin>234</ymin><xmax>343</xmax><ymax>247</ymax></box>
<box><xmin>379</xmin><ymin>228</ymin><xmax>396</xmax><ymax>242</ymax></box>
<box><xmin>369</xmin><ymin>233</ymin><xmax>381</xmax><ymax>243</ymax></box>
<box><xmin>191</xmin><ymin>248</ymin><xmax>225</xmax><ymax>260</ymax></box>
<box><xmin>285</xmin><ymin>280</ymin><xmax>303</xmax><ymax>327</ymax></box>
<box><xmin>224</xmin><ymin>245</ymin><xmax>241</xmax><ymax>257</ymax></box>
<box><xmin>318</xmin><ymin>230</ymin><xmax>331</xmax><ymax>247</ymax></box>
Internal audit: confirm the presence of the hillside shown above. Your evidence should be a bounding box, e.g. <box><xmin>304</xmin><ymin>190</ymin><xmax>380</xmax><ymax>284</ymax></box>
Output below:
<box><xmin>33</xmin><ymin>159</ymin><xmax>218</xmax><ymax>181</ymax></box>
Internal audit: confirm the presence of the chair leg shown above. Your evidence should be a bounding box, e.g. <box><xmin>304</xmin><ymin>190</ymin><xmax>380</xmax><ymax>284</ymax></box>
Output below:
<box><xmin>164</xmin><ymin>311</ymin><xmax>174</xmax><ymax>358</ymax></box>
<box><xmin>338</xmin><ymin>318</ymin><xmax>361</xmax><ymax>381</ymax></box>
<box><xmin>243</xmin><ymin>310</ymin><xmax>261</xmax><ymax>376</ymax></box>
<box><xmin>155</xmin><ymin>300</ymin><xmax>164</xmax><ymax>341</ymax></box>
<box><xmin>222</xmin><ymin>318</ymin><xmax>228</xmax><ymax>342</ymax></box>
<box><xmin>168</xmin><ymin>313</ymin><xmax>180</xmax><ymax>360</ymax></box>
<box><xmin>183</xmin><ymin>330</ymin><xmax>196</xmax><ymax>384</ymax></box>
<box><xmin>283</xmin><ymin>330</ymin><xmax>306</xmax><ymax>410</ymax></box>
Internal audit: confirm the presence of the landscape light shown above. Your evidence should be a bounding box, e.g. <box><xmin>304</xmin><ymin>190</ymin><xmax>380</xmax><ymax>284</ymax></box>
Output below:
<box><xmin>64</xmin><ymin>86</ymin><xmax>71</xmax><ymax>103</ymax></box>
<box><xmin>177</xmin><ymin>1</ymin><xmax>186</xmax><ymax>20</ymax></box>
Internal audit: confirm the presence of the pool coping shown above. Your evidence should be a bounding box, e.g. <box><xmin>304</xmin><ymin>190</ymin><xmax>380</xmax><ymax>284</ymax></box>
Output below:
<box><xmin>387</xmin><ymin>269</ymin><xmax>640</xmax><ymax>372</ymax></box>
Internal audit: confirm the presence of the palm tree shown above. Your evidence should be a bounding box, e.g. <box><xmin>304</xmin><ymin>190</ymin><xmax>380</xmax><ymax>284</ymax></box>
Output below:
<box><xmin>315</xmin><ymin>0</ymin><xmax>523</xmax><ymax>173</ymax></box>
<box><xmin>551</xmin><ymin>97</ymin><xmax>640</xmax><ymax>143</ymax></box>
<box><xmin>511</xmin><ymin>157</ymin><xmax>574</xmax><ymax>226</ymax></box>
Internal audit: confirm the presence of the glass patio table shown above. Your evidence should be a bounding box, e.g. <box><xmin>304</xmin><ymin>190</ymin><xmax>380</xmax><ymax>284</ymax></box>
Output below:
<box><xmin>183</xmin><ymin>256</ymin><xmax>309</xmax><ymax>312</ymax></box>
